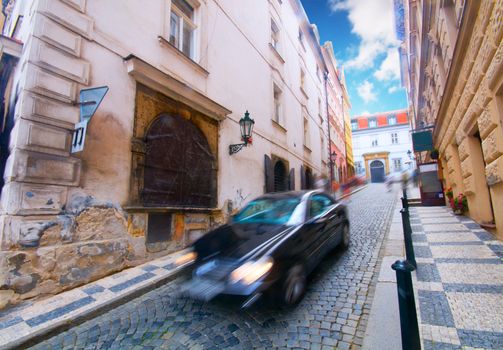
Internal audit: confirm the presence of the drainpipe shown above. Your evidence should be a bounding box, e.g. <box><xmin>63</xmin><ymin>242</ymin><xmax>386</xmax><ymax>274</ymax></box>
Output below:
<box><xmin>324</xmin><ymin>72</ymin><xmax>333</xmax><ymax>194</ymax></box>
<box><xmin>341</xmin><ymin>93</ymin><xmax>348</xmax><ymax>181</ymax></box>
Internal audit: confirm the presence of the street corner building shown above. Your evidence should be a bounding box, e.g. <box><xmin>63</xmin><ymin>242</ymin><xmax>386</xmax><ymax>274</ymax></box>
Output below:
<box><xmin>0</xmin><ymin>0</ymin><xmax>352</xmax><ymax>308</ymax></box>
<box><xmin>397</xmin><ymin>0</ymin><xmax>503</xmax><ymax>238</ymax></box>
<box><xmin>351</xmin><ymin>109</ymin><xmax>414</xmax><ymax>183</ymax></box>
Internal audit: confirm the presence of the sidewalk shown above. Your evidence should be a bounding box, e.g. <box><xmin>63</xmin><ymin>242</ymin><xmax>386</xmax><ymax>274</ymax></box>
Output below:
<box><xmin>364</xmin><ymin>187</ymin><xmax>503</xmax><ymax>350</ymax></box>
<box><xmin>409</xmin><ymin>206</ymin><xmax>503</xmax><ymax>349</ymax></box>
<box><xmin>0</xmin><ymin>251</ymin><xmax>189</xmax><ymax>350</ymax></box>
<box><xmin>361</xmin><ymin>189</ymin><xmax>404</xmax><ymax>350</ymax></box>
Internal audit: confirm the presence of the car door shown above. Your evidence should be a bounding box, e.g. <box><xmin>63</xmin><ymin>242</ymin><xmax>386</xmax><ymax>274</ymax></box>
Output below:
<box><xmin>320</xmin><ymin>195</ymin><xmax>345</xmax><ymax>249</ymax></box>
<box><xmin>303</xmin><ymin>194</ymin><xmax>332</xmax><ymax>272</ymax></box>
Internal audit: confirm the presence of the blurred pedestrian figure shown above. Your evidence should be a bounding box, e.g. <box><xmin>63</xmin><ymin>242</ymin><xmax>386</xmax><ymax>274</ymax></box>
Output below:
<box><xmin>315</xmin><ymin>174</ymin><xmax>329</xmax><ymax>191</ymax></box>
<box><xmin>386</xmin><ymin>175</ymin><xmax>393</xmax><ymax>192</ymax></box>
<box><xmin>412</xmin><ymin>168</ymin><xmax>419</xmax><ymax>187</ymax></box>
<box><xmin>401</xmin><ymin>170</ymin><xmax>409</xmax><ymax>190</ymax></box>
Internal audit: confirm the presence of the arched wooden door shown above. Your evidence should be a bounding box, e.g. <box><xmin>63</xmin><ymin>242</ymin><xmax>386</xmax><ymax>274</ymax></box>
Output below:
<box><xmin>370</xmin><ymin>160</ymin><xmax>385</xmax><ymax>183</ymax></box>
<box><xmin>273</xmin><ymin>160</ymin><xmax>288</xmax><ymax>192</ymax></box>
<box><xmin>143</xmin><ymin>114</ymin><xmax>216</xmax><ymax>207</ymax></box>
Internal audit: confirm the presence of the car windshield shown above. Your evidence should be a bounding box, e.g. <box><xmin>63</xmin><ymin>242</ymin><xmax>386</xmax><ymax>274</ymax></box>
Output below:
<box><xmin>233</xmin><ymin>197</ymin><xmax>301</xmax><ymax>225</ymax></box>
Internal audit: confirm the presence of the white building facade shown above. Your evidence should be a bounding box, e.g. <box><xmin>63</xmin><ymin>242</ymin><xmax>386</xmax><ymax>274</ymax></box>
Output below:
<box><xmin>351</xmin><ymin>110</ymin><xmax>413</xmax><ymax>182</ymax></box>
<box><xmin>0</xmin><ymin>0</ymin><xmax>346</xmax><ymax>307</ymax></box>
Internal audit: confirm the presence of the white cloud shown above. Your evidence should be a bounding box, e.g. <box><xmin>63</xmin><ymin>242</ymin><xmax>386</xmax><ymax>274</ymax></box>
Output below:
<box><xmin>374</xmin><ymin>49</ymin><xmax>400</xmax><ymax>81</ymax></box>
<box><xmin>361</xmin><ymin>111</ymin><xmax>371</xmax><ymax>116</ymax></box>
<box><xmin>329</xmin><ymin>0</ymin><xmax>399</xmax><ymax>71</ymax></box>
<box><xmin>357</xmin><ymin>80</ymin><xmax>377</xmax><ymax>103</ymax></box>
<box><xmin>388</xmin><ymin>86</ymin><xmax>398</xmax><ymax>93</ymax></box>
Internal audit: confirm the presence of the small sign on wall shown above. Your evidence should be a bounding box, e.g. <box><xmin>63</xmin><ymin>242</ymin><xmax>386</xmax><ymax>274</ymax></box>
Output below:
<box><xmin>71</xmin><ymin>120</ymin><xmax>88</xmax><ymax>153</ymax></box>
<box><xmin>71</xmin><ymin>86</ymin><xmax>109</xmax><ymax>154</ymax></box>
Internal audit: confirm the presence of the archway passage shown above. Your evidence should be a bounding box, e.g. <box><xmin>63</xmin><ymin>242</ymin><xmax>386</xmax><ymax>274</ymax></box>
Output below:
<box><xmin>370</xmin><ymin>160</ymin><xmax>385</xmax><ymax>183</ymax></box>
<box><xmin>143</xmin><ymin>114</ymin><xmax>216</xmax><ymax>207</ymax></box>
<box><xmin>274</xmin><ymin>160</ymin><xmax>288</xmax><ymax>192</ymax></box>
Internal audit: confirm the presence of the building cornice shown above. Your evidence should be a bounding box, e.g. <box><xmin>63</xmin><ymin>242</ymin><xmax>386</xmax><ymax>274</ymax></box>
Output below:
<box><xmin>125</xmin><ymin>55</ymin><xmax>231</xmax><ymax>121</ymax></box>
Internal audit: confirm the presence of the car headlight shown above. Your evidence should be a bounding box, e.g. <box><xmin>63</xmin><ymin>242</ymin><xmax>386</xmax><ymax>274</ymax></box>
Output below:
<box><xmin>229</xmin><ymin>257</ymin><xmax>273</xmax><ymax>285</ymax></box>
<box><xmin>175</xmin><ymin>249</ymin><xmax>197</xmax><ymax>266</ymax></box>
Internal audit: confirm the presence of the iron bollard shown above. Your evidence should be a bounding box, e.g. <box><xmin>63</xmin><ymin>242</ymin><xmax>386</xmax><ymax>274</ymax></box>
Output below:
<box><xmin>402</xmin><ymin>187</ymin><xmax>408</xmax><ymax>201</ymax></box>
<box><xmin>401</xmin><ymin>196</ymin><xmax>409</xmax><ymax>210</ymax></box>
<box><xmin>392</xmin><ymin>260</ymin><xmax>421</xmax><ymax>350</ymax></box>
<box><xmin>401</xmin><ymin>208</ymin><xmax>417</xmax><ymax>268</ymax></box>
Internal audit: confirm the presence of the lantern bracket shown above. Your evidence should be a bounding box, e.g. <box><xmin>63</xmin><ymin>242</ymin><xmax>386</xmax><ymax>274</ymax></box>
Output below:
<box><xmin>229</xmin><ymin>110</ymin><xmax>254</xmax><ymax>155</ymax></box>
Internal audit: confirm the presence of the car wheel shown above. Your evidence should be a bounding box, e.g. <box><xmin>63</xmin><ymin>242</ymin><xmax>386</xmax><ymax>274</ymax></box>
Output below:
<box><xmin>281</xmin><ymin>265</ymin><xmax>306</xmax><ymax>305</ymax></box>
<box><xmin>341</xmin><ymin>224</ymin><xmax>350</xmax><ymax>249</ymax></box>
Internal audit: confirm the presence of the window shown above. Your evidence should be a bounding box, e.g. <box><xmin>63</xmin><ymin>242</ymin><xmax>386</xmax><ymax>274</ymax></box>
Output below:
<box><xmin>233</xmin><ymin>197</ymin><xmax>300</xmax><ymax>225</ymax></box>
<box><xmin>298</xmin><ymin>28</ymin><xmax>304</xmax><ymax>45</ymax></box>
<box><xmin>388</xmin><ymin>115</ymin><xmax>397</xmax><ymax>125</ymax></box>
<box><xmin>308</xmin><ymin>194</ymin><xmax>334</xmax><ymax>219</ymax></box>
<box><xmin>391</xmin><ymin>132</ymin><xmax>399</xmax><ymax>144</ymax></box>
<box><xmin>169</xmin><ymin>0</ymin><xmax>197</xmax><ymax>58</ymax></box>
<box><xmin>351</xmin><ymin>120</ymin><xmax>358</xmax><ymax>130</ymax></box>
<box><xmin>371</xmin><ymin>138</ymin><xmax>378</xmax><ymax>147</ymax></box>
<box><xmin>318</xmin><ymin>98</ymin><xmax>322</xmax><ymax>117</ymax></box>
<box><xmin>316</xmin><ymin>65</ymin><xmax>321</xmax><ymax>81</ymax></box>
<box><xmin>393</xmin><ymin>158</ymin><xmax>402</xmax><ymax>171</ymax></box>
<box><xmin>368</xmin><ymin>118</ymin><xmax>377</xmax><ymax>128</ymax></box>
<box><xmin>355</xmin><ymin>161</ymin><xmax>364</xmax><ymax>174</ymax></box>
<box><xmin>273</xmin><ymin>84</ymin><xmax>282</xmax><ymax>124</ymax></box>
<box><xmin>271</xmin><ymin>19</ymin><xmax>280</xmax><ymax>51</ymax></box>
<box><xmin>300</xmin><ymin>68</ymin><xmax>306</xmax><ymax>91</ymax></box>
<box><xmin>303</xmin><ymin>116</ymin><xmax>310</xmax><ymax>148</ymax></box>
<box><xmin>320</xmin><ymin>128</ymin><xmax>325</xmax><ymax>160</ymax></box>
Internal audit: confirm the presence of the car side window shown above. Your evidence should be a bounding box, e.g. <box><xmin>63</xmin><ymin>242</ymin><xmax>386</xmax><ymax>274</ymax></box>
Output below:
<box><xmin>308</xmin><ymin>194</ymin><xmax>335</xmax><ymax>219</ymax></box>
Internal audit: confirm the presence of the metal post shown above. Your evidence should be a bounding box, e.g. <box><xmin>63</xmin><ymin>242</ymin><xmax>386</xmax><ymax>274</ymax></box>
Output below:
<box><xmin>401</xmin><ymin>208</ymin><xmax>417</xmax><ymax>268</ymax></box>
<box><xmin>401</xmin><ymin>196</ymin><xmax>409</xmax><ymax>210</ymax></box>
<box><xmin>391</xmin><ymin>260</ymin><xmax>421</xmax><ymax>350</ymax></box>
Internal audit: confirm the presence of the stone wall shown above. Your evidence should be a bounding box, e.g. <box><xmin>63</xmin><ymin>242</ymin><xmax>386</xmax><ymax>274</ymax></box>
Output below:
<box><xmin>435</xmin><ymin>0</ymin><xmax>503</xmax><ymax>238</ymax></box>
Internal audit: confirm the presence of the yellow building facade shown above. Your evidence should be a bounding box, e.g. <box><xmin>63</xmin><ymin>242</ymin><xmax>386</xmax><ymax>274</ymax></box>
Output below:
<box><xmin>400</xmin><ymin>1</ymin><xmax>503</xmax><ymax>238</ymax></box>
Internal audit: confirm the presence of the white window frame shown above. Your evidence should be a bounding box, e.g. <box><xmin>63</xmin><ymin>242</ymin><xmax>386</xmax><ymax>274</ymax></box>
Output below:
<box><xmin>273</xmin><ymin>83</ymin><xmax>283</xmax><ymax>125</ymax></box>
<box><xmin>166</xmin><ymin>0</ymin><xmax>199</xmax><ymax>60</ymax></box>
<box><xmin>303</xmin><ymin>115</ymin><xmax>311</xmax><ymax>148</ymax></box>
<box><xmin>371</xmin><ymin>138</ymin><xmax>378</xmax><ymax>147</ymax></box>
<box><xmin>368</xmin><ymin>118</ymin><xmax>377</xmax><ymax>128</ymax></box>
<box><xmin>351</xmin><ymin>121</ymin><xmax>358</xmax><ymax>130</ymax></box>
<box><xmin>391</xmin><ymin>132</ymin><xmax>399</xmax><ymax>144</ymax></box>
<box><xmin>388</xmin><ymin>115</ymin><xmax>397</xmax><ymax>125</ymax></box>
<box><xmin>271</xmin><ymin>18</ymin><xmax>280</xmax><ymax>52</ymax></box>
<box><xmin>393</xmin><ymin>158</ymin><xmax>402</xmax><ymax>171</ymax></box>
<box><xmin>300</xmin><ymin>68</ymin><xmax>306</xmax><ymax>91</ymax></box>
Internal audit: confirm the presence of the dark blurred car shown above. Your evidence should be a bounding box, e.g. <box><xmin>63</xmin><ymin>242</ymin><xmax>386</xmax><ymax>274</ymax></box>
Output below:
<box><xmin>176</xmin><ymin>190</ymin><xmax>350</xmax><ymax>308</ymax></box>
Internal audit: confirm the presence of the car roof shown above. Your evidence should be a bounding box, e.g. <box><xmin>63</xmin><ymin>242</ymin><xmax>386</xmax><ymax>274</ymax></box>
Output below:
<box><xmin>254</xmin><ymin>189</ymin><xmax>334</xmax><ymax>201</ymax></box>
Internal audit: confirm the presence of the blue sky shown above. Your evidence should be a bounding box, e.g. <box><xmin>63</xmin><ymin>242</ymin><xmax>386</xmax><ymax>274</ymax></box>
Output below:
<box><xmin>300</xmin><ymin>0</ymin><xmax>408</xmax><ymax>117</ymax></box>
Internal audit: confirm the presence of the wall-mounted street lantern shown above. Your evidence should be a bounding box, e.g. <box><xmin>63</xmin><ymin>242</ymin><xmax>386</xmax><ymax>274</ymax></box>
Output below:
<box><xmin>229</xmin><ymin>110</ymin><xmax>255</xmax><ymax>155</ymax></box>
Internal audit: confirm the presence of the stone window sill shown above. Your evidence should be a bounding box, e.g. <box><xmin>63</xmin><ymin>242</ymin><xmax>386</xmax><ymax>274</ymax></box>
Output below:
<box><xmin>272</xmin><ymin>119</ymin><xmax>287</xmax><ymax>133</ymax></box>
<box><xmin>304</xmin><ymin>144</ymin><xmax>312</xmax><ymax>153</ymax></box>
<box><xmin>269</xmin><ymin>43</ymin><xmax>285</xmax><ymax>64</ymax></box>
<box><xmin>300</xmin><ymin>86</ymin><xmax>309</xmax><ymax>99</ymax></box>
<box><xmin>124</xmin><ymin>206</ymin><xmax>219</xmax><ymax>213</ymax></box>
<box><xmin>157</xmin><ymin>36</ymin><xmax>209</xmax><ymax>77</ymax></box>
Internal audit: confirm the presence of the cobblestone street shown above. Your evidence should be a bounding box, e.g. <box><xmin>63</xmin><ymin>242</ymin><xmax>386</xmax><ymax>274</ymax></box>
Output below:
<box><xmin>29</xmin><ymin>185</ymin><xmax>396</xmax><ymax>350</ymax></box>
